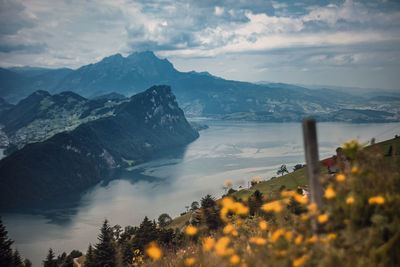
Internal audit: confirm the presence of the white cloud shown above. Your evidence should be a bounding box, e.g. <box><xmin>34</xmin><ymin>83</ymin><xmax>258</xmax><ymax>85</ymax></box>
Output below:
<box><xmin>215</xmin><ymin>6</ymin><xmax>224</xmax><ymax>16</ymax></box>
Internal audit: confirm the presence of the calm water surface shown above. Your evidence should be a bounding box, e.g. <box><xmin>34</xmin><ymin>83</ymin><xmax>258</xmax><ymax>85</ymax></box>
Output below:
<box><xmin>2</xmin><ymin>120</ymin><xmax>400</xmax><ymax>266</ymax></box>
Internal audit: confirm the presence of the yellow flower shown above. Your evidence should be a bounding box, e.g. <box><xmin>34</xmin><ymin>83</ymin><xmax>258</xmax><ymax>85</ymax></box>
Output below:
<box><xmin>274</xmin><ymin>250</ymin><xmax>287</xmax><ymax>256</ymax></box>
<box><xmin>146</xmin><ymin>242</ymin><xmax>162</xmax><ymax>260</ymax></box>
<box><xmin>318</xmin><ymin>214</ymin><xmax>328</xmax><ymax>224</ymax></box>
<box><xmin>346</xmin><ymin>197</ymin><xmax>355</xmax><ymax>204</ymax></box>
<box><xmin>369</xmin><ymin>195</ymin><xmax>385</xmax><ymax>205</ymax></box>
<box><xmin>223</xmin><ymin>224</ymin><xmax>234</xmax><ymax>235</ymax></box>
<box><xmin>351</xmin><ymin>166</ymin><xmax>358</xmax><ymax>174</ymax></box>
<box><xmin>203</xmin><ymin>237</ymin><xmax>215</xmax><ymax>252</ymax></box>
<box><xmin>328</xmin><ymin>233</ymin><xmax>337</xmax><ymax>240</ymax></box>
<box><xmin>222</xmin><ymin>197</ymin><xmax>235</xmax><ymax>209</ymax></box>
<box><xmin>224</xmin><ymin>180</ymin><xmax>233</xmax><ymax>187</ymax></box>
<box><xmin>300</xmin><ymin>214</ymin><xmax>308</xmax><ymax>221</ymax></box>
<box><xmin>285</xmin><ymin>232</ymin><xmax>293</xmax><ymax>241</ymax></box>
<box><xmin>220</xmin><ymin>207</ymin><xmax>229</xmax><ymax>221</ymax></box>
<box><xmin>251</xmin><ymin>176</ymin><xmax>260</xmax><ymax>183</ymax></box>
<box><xmin>306</xmin><ymin>235</ymin><xmax>318</xmax><ymax>243</ymax></box>
<box><xmin>215</xmin><ymin>237</ymin><xmax>231</xmax><ymax>257</ymax></box>
<box><xmin>270</xmin><ymin>229</ymin><xmax>285</xmax><ymax>243</ymax></box>
<box><xmin>324</xmin><ymin>186</ymin><xmax>336</xmax><ymax>199</ymax></box>
<box><xmin>281</xmin><ymin>190</ymin><xmax>297</xmax><ymax>198</ymax></box>
<box><xmin>336</xmin><ymin>174</ymin><xmax>345</xmax><ymax>182</ymax></box>
<box><xmin>250</xmin><ymin>237</ymin><xmax>267</xmax><ymax>245</ymax></box>
<box><xmin>262</xmin><ymin>200</ymin><xmax>283</xmax><ymax>213</ymax></box>
<box><xmin>230</xmin><ymin>254</ymin><xmax>240</xmax><ymax>265</ymax></box>
<box><xmin>294</xmin><ymin>194</ymin><xmax>308</xmax><ymax>205</ymax></box>
<box><xmin>295</xmin><ymin>234</ymin><xmax>303</xmax><ymax>245</ymax></box>
<box><xmin>307</xmin><ymin>203</ymin><xmax>318</xmax><ymax>215</ymax></box>
<box><xmin>185</xmin><ymin>257</ymin><xmax>196</xmax><ymax>266</ymax></box>
<box><xmin>259</xmin><ymin>220</ymin><xmax>268</xmax><ymax>231</ymax></box>
<box><xmin>293</xmin><ymin>255</ymin><xmax>308</xmax><ymax>267</ymax></box>
<box><xmin>233</xmin><ymin>202</ymin><xmax>249</xmax><ymax>215</ymax></box>
<box><xmin>231</xmin><ymin>230</ymin><xmax>239</xmax><ymax>237</ymax></box>
<box><xmin>185</xmin><ymin>225</ymin><xmax>198</xmax><ymax>236</ymax></box>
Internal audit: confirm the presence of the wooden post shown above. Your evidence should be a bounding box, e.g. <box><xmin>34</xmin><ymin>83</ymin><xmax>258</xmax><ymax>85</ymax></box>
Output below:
<box><xmin>302</xmin><ymin>118</ymin><xmax>323</xmax><ymax>209</ymax></box>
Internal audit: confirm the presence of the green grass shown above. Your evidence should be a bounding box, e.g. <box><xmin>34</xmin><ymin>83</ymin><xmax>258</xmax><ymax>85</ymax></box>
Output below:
<box><xmin>167</xmin><ymin>211</ymin><xmax>192</xmax><ymax>230</ymax></box>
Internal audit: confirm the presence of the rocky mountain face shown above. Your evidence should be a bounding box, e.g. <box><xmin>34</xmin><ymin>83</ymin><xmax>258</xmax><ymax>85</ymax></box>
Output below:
<box><xmin>0</xmin><ymin>85</ymin><xmax>199</xmax><ymax>209</ymax></box>
<box><xmin>0</xmin><ymin>51</ymin><xmax>398</xmax><ymax>122</ymax></box>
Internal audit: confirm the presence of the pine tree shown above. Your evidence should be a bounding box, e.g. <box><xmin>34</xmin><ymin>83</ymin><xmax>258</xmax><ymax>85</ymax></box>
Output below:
<box><xmin>60</xmin><ymin>255</ymin><xmax>74</xmax><ymax>267</ymax></box>
<box><xmin>93</xmin><ymin>219</ymin><xmax>116</xmax><ymax>267</ymax></box>
<box><xmin>12</xmin><ymin>249</ymin><xmax>23</xmax><ymax>267</ymax></box>
<box><xmin>23</xmin><ymin>259</ymin><xmax>32</xmax><ymax>267</ymax></box>
<box><xmin>0</xmin><ymin>217</ymin><xmax>13</xmax><ymax>266</ymax></box>
<box><xmin>84</xmin><ymin>244</ymin><xmax>95</xmax><ymax>267</ymax></box>
<box><xmin>43</xmin><ymin>248</ymin><xmax>57</xmax><ymax>267</ymax></box>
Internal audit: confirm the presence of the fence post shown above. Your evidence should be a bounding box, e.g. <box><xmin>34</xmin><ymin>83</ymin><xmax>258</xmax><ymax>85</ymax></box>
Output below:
<box><xmin>302</xmin><ymin>118</ymin><xmax>323</xmax><ymax>233</ymax></box>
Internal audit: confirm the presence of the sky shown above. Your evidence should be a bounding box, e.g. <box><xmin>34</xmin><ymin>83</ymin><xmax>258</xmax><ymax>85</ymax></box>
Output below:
<box><xmin>1</xmin><ymin>0</ymin><xmax>400</xmax><ymax>90</ymax></box>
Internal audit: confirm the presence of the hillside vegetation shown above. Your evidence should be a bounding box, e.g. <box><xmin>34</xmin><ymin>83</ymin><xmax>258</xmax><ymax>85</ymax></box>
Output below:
<box><xmin>47</xmin><ymin>136</ymin><xmax>397</xmax><ymax>267</ymax></box>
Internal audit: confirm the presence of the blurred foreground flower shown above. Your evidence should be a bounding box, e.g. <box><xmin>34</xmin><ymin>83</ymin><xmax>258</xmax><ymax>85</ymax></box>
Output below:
<box><xmin>146</xmin><ymin>242</ymin><xmax>162</xmax><ymax>260</ymax></box>
<box><xmin>185</xmin><ymin>225</ymin><xmax>198</xmax><ymax>236</ymax></box>
<box><xmin>369</xmin><ymin>196</ymin><xmax>385</xmax><ymax>205</ymax></box>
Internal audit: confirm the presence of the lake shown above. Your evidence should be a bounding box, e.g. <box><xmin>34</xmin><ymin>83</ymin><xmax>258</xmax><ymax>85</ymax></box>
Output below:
<box><xmin>2</xmin><ymin>120</ymin><xmax>400</xmax><ymax>266</ymax></box>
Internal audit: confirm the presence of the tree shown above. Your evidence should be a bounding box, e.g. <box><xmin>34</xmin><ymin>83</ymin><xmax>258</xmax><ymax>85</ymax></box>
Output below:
<box><xmin>158</xmin><ymin>213</ymin><xmax>172</xmax><ymax>228</ymax></box>
<box><xmin>201</xmin><ymin>194</ymin><xmax>221</xmax><ymax>230</ymax></box>
<box><xmin>84</xmin><ymin>244</ymin><xmax>95</xmax><ymax>267</ymax></box>
<box><xmin>277</xmin><ymin>164</ymin><xmax>289</xmax><ymax>176</ymax></box>
<box><xmin>190</xmin><ymin>201</ymin><xmax>199</xmax><ymax>211</ymax></box>
<box><xmin>293</xmin><ymin>164</ymin><xmax>304</xmax><ymax>171</ymax></box>
<box><xmin>12</xmin><ymin>249</ymin><xmax>23</xmax><ymax>267</ymax></box>
<box><xmin>248</xmin><ymin>190</ymin><xmax>263</xmax><ymax>216</ymax></box>
<box><xmin>112</xmin><ymin>225</ymin><xmax>122</xmax><ymax>241</ymax></box>
<box><xmin>43</xmin><ymin>248</ymin><xmax>57</xmax><ymax>267</ymax></box>
<box><xmin>69</xmin><ymin>250</ymin><xmax>82</xmax><ymax>258</ymax></box>
<box><xmin>23</xmin><ymin>259</ymin><xmax>32</xmax><ymax>267</ymax></box>
<box><xmin>61</xmin><ymin>255</ymin><xmax>74</xmax><ymax>267</ymax></box>
<box><xmin>0</xmin><ymin>217</ymin><xmax>13</xmax><ymax>266</ymax></box>
<box><xmin>93</xmin><ymin>219</ymin><xmax>116</xmax><ymax>267</ymax></box>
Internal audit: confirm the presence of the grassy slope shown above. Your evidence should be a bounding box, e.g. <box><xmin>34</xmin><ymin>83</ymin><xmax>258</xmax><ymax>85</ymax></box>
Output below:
<box><xmin>167</xmin><ymin>137</ymin><xmax>400</xmax><ymax>229</ymax></box>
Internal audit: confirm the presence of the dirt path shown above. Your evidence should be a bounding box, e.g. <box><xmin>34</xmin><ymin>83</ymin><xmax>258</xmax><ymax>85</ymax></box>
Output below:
<box><xmin>73</xmin><ymin>257</ymin><xmax>82</xmax><ymax>267</ymax></box>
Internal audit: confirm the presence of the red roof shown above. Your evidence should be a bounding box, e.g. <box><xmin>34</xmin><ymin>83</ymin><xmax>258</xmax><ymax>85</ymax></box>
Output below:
<box><xmin>321</xmin><ymin>157</ymin><xmax>335</xmax><ymax>167</ymax></box>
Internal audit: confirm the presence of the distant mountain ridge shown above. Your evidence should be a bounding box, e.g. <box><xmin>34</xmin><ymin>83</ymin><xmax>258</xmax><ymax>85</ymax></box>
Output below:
<box><xmin>1</xmin><ymin>51</ymin><xmax>398</xmax><ymax>122</ymax></box>
<box><xmin>0</xmin><ymin>85</ymin><xmax>199</xmax><ymax>209</ymax></box>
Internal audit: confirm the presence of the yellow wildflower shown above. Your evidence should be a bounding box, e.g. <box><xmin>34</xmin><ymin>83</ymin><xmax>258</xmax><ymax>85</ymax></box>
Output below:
<box><xmin>224</xmin><ymin>180</ymin><xmax>233</xmax><ymax>188</ymax></box>
<box><xmin>336</xmin><ymin>174</ymin><xmax>346</xmax><ymax>182</ymax></box>
<box><xmin>203</xmin><ymin>237</ymin><xmax>215</xmax><ymax>252</ymax></box>
<box><xmin>224</xmin><ymin>224</ymin><xmax>234</xmax><ymax>235</ymax></box>
<box><xmin>306</xmin><ymin>235</ymin><xmax>318</xmax><ymax>243</ymax></box>
<box><xmin>318</xmin><ymin>214</ymin><xmax>328</xmax><ymax>224</ymax></box>
<box><xmin>295</xmin><ymin>234</ymin><xmax>303</xmax><ymax>245</ymax></box>
<box><xmin>241</xmin><ymin>264</ymin><xmax>248</xmax><ymax>267</ymax></box>
<box><xmin>230</xmin><ymin>254</ymin><xmax>240</xmax><ymax>265</ymax></box>
<box><xmin>259</xmin><ymin>220</ymin><xmax>268</xmax><ymax>231</ymax></box>
<box><xmin>231</xmin><ymin>230</ymin><xmax>239</xmax><ymax>237</ymax></box>
<box><xmin>328</xmin><ymin>233</ymin><xmax>337</xmax><ymax>240</ymax></box>
<box><xmin>300</xmin><ymin>214</ymin><xmax>308</xmax><ymax>221</ymax></box>
<box><xmin>285</xmin><ymin>232</ymin><xmax>293</xmax><ymax>241</ymax></box>
<box><xmin>220</xmin><ymin>207</ymin><xmax>229</xmax><ymax>221</ymax></box>
<box><xmin>369</xmin><ymin>195</ymin><xmax>385</xmax><ymax>205</ymax></box>
<box><xmin>281</xmin><ymin>190</ymin><xmax>297</xmax><ymax>198</ymax></box>
<box><xmin>146</xmin><ymin>242</ymin><xmax>162</xmax><ymax>260</ymax></box>
<box><xmin>262</xmin><ymin>200</ymin><xmax>283</xmax><ymax>213</ymax></box>
<box><xmin>185</xmin><ymin>225</ymin><xmax>198</xmax><ymax>236</ymax></box>
<box><xmin>233</xmin><ymin>202</ymin><xmax>249</xmax><ymax>215</ymax></box>
<box><xmin>215</xmin><ymin>237</ymin><xmax>230</xmax><ymax>256</ymax></box>
<box><xmin>222</xmin><ymin>197</ymin><xmax>235</xmax><ymax>209</ymax></box>
<box><xmin>270</xmin><ymin>229</ymin><xmax>285</xmax><ymax>243</ymax></box>
<box><xmin>185</xmin><ymin>257</ymin><xmax>196</xmax><ymax>266</ymax></box>
<box><xmin>293</xmin><ymin>255</ymin><xmax>308</xmax><ymax>267</ymax></box>
<box><xmin>250</xmin><ymin>237</ymin><xmax>267</xmax><ymax>245</ymax></box>
<box><xmin>251</xmin><ymin>176</ymin><xmax>260</xmax><ymax>184</ymax></box>
<box><xmin>351</xmin><ymin>166</ymin><xmax>358</xmax><ymax>174</ymax></box>
<box><xmin>307</xmin><ymin>203</ymin><xmax>318</xmax><ymax>215</ymax></box>
<box><xmin>294</xmin><ymin>194</ymin><xmax>308</xmax><ymax>205</ymax></box>
<box><xmin>346</xmin><ymin>197</ymin><xmax>355</xmax><ymax>204</ymax></box>
<box><xmin>324</xmin><ymin>186</ymin><xmax>336</xmax><ymax>199</ymax></box>
<box><xmin>274</xmin><ymin>250</ymin><xmax>287</xmax><ymax>256</ymax></box>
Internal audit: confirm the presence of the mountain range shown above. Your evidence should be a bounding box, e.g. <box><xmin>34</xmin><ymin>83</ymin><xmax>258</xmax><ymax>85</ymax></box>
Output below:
<box><xmin>1</xmin><ymin>51</ymin><xmax>398</xmax><ymax>123</ymax></box>
<box><xmin>0</xmin><ymin>85</ymin><xmax>198</xmax><ymax>209</ymax></box>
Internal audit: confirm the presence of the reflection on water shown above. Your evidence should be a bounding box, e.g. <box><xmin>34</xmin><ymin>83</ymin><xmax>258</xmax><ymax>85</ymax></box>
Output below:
<box><xmin>2</xmin><ymin>120</ymin><xmax>400</xmax><ymax>266</ymax></box>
